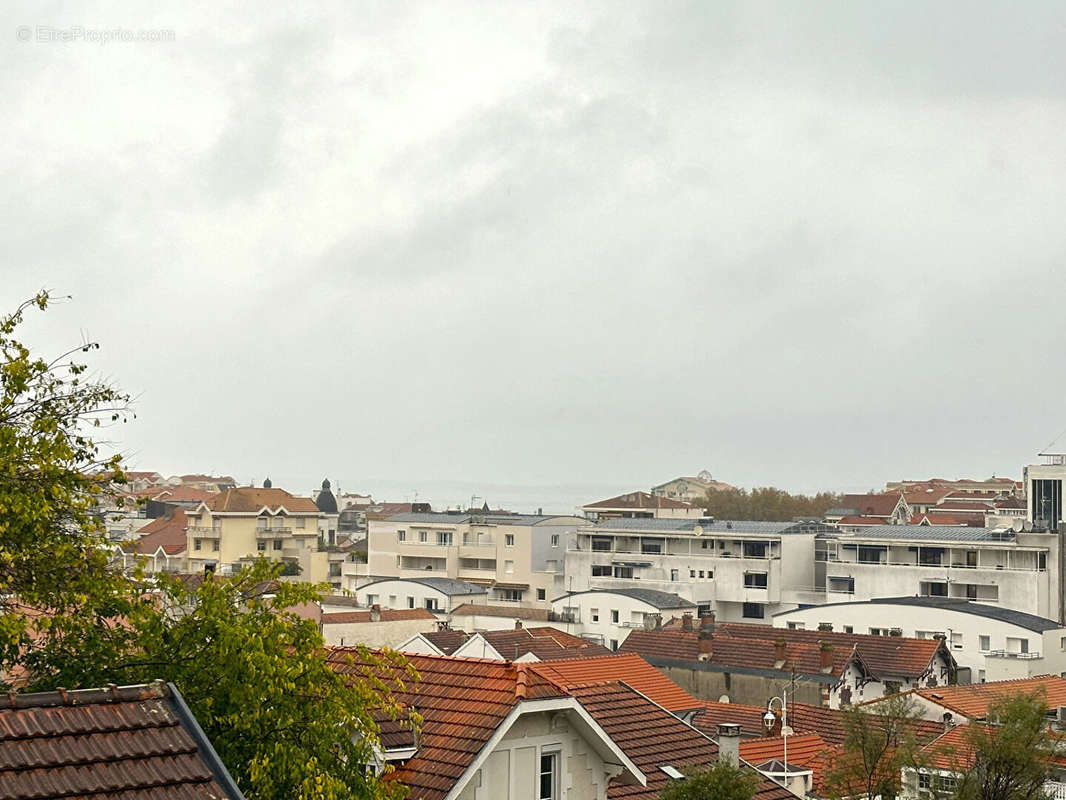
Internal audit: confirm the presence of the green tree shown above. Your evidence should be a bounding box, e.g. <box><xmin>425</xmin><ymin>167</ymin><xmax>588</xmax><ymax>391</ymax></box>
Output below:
<box><xmin>658</xmin><ymin>760</ymin><xmax>760</xmax><ymax>800</ymax></box>
<box><xmin>825</xmin><ymin>694</ymin><xmax>928</xmax><ymax>800</ymax></box>
<box><xmin>951</xmin><ymin>692</ymin><xmax>1060</xmax><ymax>800</ymax></box>
<box><xmin>1</xmin><ymin>296</ymin><xmax>410</xmax><ymax>800</ymax></box>
<box><xmin>691</xmin><ymin>487</ymin><xmax>842</xmax><ymax>522</ymax></box>
<box><xmin>0</xmin><ymin>291</ymin><xmax>138</xmax><ymax>676</ymax></box>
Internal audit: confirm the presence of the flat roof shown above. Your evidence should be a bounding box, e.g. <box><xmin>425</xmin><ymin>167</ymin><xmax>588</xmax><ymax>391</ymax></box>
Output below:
<box><xmin>552</xmin><ymin>588</ymin><xmax>697</xmax><ymax>610</ymax></box>
<box><xmin>589</xmin><ymin>518</ymin><xmax>808</xmax><ymax>534</ymax></box>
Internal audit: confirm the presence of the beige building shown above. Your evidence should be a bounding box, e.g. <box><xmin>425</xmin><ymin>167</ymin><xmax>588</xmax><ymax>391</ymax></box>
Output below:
<box><xmin>651</xmin><ymin>471</ymin><xmax>735</xmax><ymax>502</ymax></box>
<box><xmin>185</xmin><ymin>487</ymin><xmax>330</xmax><ymax>582</ymax></box>
<box><xmin>581</xmin><ymin>491</ymin><xmax>703</xmax><ymax>521</ymax></box>
<box><xmin>356</xmin><ymin>512</ymin><xmax>585</xmax><ymax>607</ymax></box>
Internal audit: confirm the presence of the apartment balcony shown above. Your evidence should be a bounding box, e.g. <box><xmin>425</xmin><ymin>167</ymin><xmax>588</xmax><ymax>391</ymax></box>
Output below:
<box><xmin>821</xmin><ymin>558</ymin><xmax>1043</xmax><ymax>574</ymax></box>
<box><xmin>188</xmin><ymin>527</ymin><xmax>221</xmax><ymax>538</ymax></box>
<box><xmin>986</xmin><ymin>649</ymin><xmax>1042</xmax><ymax>660</ymax></box>
<box><xmin>255</xmin><ymin>527</ymin><xmax>292</xmax><ymax>537</ymax></box>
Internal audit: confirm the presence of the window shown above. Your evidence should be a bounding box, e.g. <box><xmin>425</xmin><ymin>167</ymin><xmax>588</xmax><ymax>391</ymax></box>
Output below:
<box><xmin>919</xmin><ymin>774</ymin><xmax>931</xmax><ymax>791</ymax></box>
<box><xmin>592</xmin><ymin>565</ymin><xmax>612</xmax><ymax>577</ymax></box>
<box><xmin>698</xmin><ymin>570</ymin><xmax>705</xmax><ymax>578</ymax></box>
<box><xmin>979</xmin><ymin>670</ymin><xmax>986</xmax><ymax>683</ymax></box>
<box><xmin>212</xmin><ymin>540</ymin><xmax>218</xmax><ymax>552</ymax></box>
<box><xmin>418</xmin><ymin>531</ymin><xmax>427</xmax><ymax>543</ymax></box>
<box><xmin>499</xmin><ymin>589</ymin><xmax>523</xmax><ymax>602</ymax></box>
<box><xmin>936</xmin><ymin>776</ymin><xmax>958</xmax><ymax>794</ymax></box>
<box><xmin>843</xmin><ymin>625</ymin><xmax>854</xmax><ymax>633</ymax></box>
<box><xmin>538</xmin><ymin>751</ymin><xmax>558</xmax><ymax>800</ymax></box>
<box><xmin>537</xmin><ymin>588</ymin><xmax>546</xmax><ymax>600</ymax></box>
<box><xmin>550</xmin><ymin>534</ymin><xmax>559</xmax><ymax>547</ymax></box>
<box><xmin>591</xmin><ymin>608</ymin><xmax>599</xmax><ymax>622</ymax></box>
<box><xmin>744</xmin><ymin>572</ymin><xmax>768</xmax><ymax>589</ymax></box>
<box><xmin>1040</xmin><ymin>552</ymin><xmax>1048</xmax><ymax>571</ymax></box>
<box><xmin>743</xmin><ymin>541</ymin><xmax>767</xmax><ymax>558</ymax></box>
<box><xmin>965</xmin><ymin>583</ymin><xmax>977</xmax><ymax>599</ymax></box>
<box><xmin>1060</xmin><ymin>636</ymin><xmax>1066</xmax><ymax>651</ymax></box>
<box><xmin>828</xmin><ymin>576</ymin><xmax>855</xmax><ymax>593</ymax></box>
<box><xmin>591</xmin><ymin>537</ymin><xmax>612</xmax><ymax>552</ymax></box>
<box><xmin>365</xmin><ymin>594</ymin><xmax>378</xmax><ymax>605</ymax></box>
<box><xmin>194</xmin><ymin>539</ymin><xmax>202</xmax><ymax>551</ymax></box>
<box><xmin>257</xmin><ymin>541</ymin><xmax>267</xmax><ymax>551</ymax></box>
<box><xmin>273</xmin><ymin>539</ymin><xmax>282</xmax><ymax>551</ymax></box>
<box><xmin>613</xmin><ymin>566</ymin><xmax>633</xmax><ymax>578</ymax></box>
<box><xmin>329</xmin><ymin>562</ymin><xmax>341</xmax><ymax>577</ymax></box>
<box><xmin>641</xmin><ymin>538</ymin><xmax>662</xmax><ymax>554</ymax></box>
<box><xmin>397</xmin><ymin>530</ymin><xmax>406</xmax><ymax>542</ymax></box>
<box><xmin>884</xmin><ymin>680</ymin><xmax>902</xmax><ymax>695</ymax></box>
<box><xmin>407</xmin><ymin>596</ymin><xmax>415</xmax><ymax>608</ymax></box>
<box><xmin>670</xmin><ymin>569</ymin><xmax>679</xmax><ymax>581</ymax></box>
<box><xmin>436</xmin><ymin>531</ymin><xmax>452</xmax><ymax>546</ymax></box>
<box><xmin>742</xmin><ymin>603</ymin><xmax>764</xmax><ymax>619</ymax></box>
<box><xmin>424</xmin><ymin>598</ymin><xmax>439</xmax><ymax>611</ymax></box>
<box><xmin>609</xmin><ymin>639</ymin><xmax>619</xmax><ymax>651</ymax></box>
<box><xmin>701</xmin><ymin>540</ymin><xmax>710</xmax><ymax>549</ymax></box>
<box><xmin>787</xmin><ymin>621</ymin><xmax>805</xmax><ymax>630</ymax></box>
<box><xmin>690</xmin><ymin>569</ymin><xmax>696</xmax><ymax>578</ymax></box>
<box><xmin>706</xmin><ymin>570</ymin><xmax>713</xmax><ymax>579</ymax></box>
<box><xmin>611</xmin><ymin>610</ymin><xmax>619</xmax><ymax>623</ymax></box>
<box><xmin>919</xmin><ymin>547</ymin><xmax>944</xmax><ymax>566</ymax></box>
<box><xmin>504</xmin><ymin>559</ymin><xmax>514</xmax><ymax>573</ymax></box>
<box><xmin>505</xmin><ymin>534</ymin><xmax>515</xmax><ymax>547</ymax></box>
<box><xmin>857</xmin><ymin>546</ymin><xmax>885</xmax><ymax>564</ymax></box>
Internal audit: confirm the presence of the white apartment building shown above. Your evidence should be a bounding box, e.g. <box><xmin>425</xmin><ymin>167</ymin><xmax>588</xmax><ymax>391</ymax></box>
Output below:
<box><xmin>355</xmin><ymin>576</ymin><xmax>487</xmax><ymax>612</ymax></box>
<box><xmin>772</xmin><ymin>596</ymin><xmax>1066</xmax><ymax>684</ymax></box>
<box><xmin>564</xmin><ymin>518</ymin><xmax>829</xmax><ymax>622</ymax></box>
<box><xmin>549</xmin><ymin>588</ymin><xmax>696</xmax><ymax>650</ymax></box>
<box><xmin>355</xmin><ymin>512</ymin><xmax>585</xmax><ymax>607</ymax></box>
<box><xmin>1026</xmin><ymin>451</ymin><xmax>1066</xmax><ymax>533</ymax></box>
<box><xmin>815</xmin><ymin>525</ymin><xmax>1062</xmax><ymax>622</ymax></box>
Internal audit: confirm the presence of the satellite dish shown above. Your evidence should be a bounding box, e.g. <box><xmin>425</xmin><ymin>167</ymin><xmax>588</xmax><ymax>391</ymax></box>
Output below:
<box><xmin>1024</xmin><ymin>520</ymin><xmax>1034</xmax><ymax>532</ymax></box>
<box><xmin>693</xmin><ymin>525</ymin><xmax>703</xmax><ymax>536</ymax></box>
<box><xmin>1012</xmin><ymin>518</ymin><xmax>1024</xmax><ymax>532</ymax></box>
<box><xmin>718</xmin><ymin>695</ymin><xmax>731</xmax><ymax>703</ymax></box>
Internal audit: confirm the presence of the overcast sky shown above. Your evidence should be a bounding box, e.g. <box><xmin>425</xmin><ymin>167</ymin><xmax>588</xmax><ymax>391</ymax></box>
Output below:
<box><xmin>4</xmin><ymin>2</ymin><xmax>1066</xmax><ymax>511</ymax></box>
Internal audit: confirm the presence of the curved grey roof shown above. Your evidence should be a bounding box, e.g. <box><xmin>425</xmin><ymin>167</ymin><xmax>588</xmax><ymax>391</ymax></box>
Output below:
<box><xmin>357</xmin><ymin>576</ymin><xmax>487</xmax><ymax>596</ymax></box>
<box><xmin>551</xmin><ymin>588</ymin><xmax>697</xmax><ymax>609</ymax></box>
<box><xmin>385</xmin><ymin>512</ymin><xmax>582</xmax><ymax>525</ymax></box>
<box><xmin>591</xmin><ymin>518</ymin><xmax>803</xmax><ymax>534</ymax></box>
<box><xmin>821</xmin><ymin>526</ymin><xmax>1018</xmax><ymax>543</ymax></box>
<box><xmin>772</xmin><ymin>596</ymin><xmax>1062</xmax><ymax>633</ymax></box>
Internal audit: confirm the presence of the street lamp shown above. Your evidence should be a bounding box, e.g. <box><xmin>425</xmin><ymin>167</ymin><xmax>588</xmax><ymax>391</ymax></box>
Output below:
<box><xmin>765</xmin><ymin>692</ymin><xmax>788</xmax><ymax>782</ymax></box>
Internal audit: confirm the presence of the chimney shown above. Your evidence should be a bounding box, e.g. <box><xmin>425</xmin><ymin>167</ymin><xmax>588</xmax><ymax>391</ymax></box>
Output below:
<box><xmin>817</xmin><ymin>622</ymin><xmax>833</xmax><ymax>632</ymax></box>
<box><xmin>515</xmin><ymin>619</ymin><xmax>523</xmax><ymax>630</ymax></box>
<box><xmin>682</xmin><ymin>613</ymin><xmax>694</xmax><ymax>632</ymax></box>
<box><xmin>370</xmin><ymin>604</ymin><xmax>381</xmax><ymax>623</ymax></box>
<box><xmin>717</xmin><ymin>723</ymin><xmax>741</xmax><ymax>764</ymax></box>
<box><xmin>700</xmin><ymin>612</ymin><xmax>716</xmax><ymax>633</ymax></box>
<box><xmin>819</xmin><ymin>641</ymin><xmax>833</xmax><ymax>672</ymax></box>
<box><xmin>774</xmin><ymin>638</ymin><xmax>787</xmax><ymax>667</ymax></box>
<box><xmin>644</xmin><ymin>613</ymin><xmax>662</xmax><ymax>631</ymax></box>
<box><xmin>698</xmin><ymin>629</ymin><xmax>713</xmax><ymax>661</ymax></box>
<box><xmin>436</xmin><ymin>620</ymin><xmax>450</xmax><ymax>631</ymax></box>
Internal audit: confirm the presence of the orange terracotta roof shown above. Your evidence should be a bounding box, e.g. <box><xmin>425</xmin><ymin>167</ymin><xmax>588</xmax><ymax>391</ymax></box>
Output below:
<box><xmin>584</xmin><ymin>491</ymin><xmax>695</xmax><ymax>510</ymax></box>
<box><xmin>126</xmin><ymin>509</ymin><xmax>187</xmax><ymax>555</ymax></box>
<box><xmin>530</xmin><ymin>653</ymin><xmax>701</xmax><ymax>712</ymax></box>
<box><xmin>203</xmin><ymin>487</ymin><xmax>320</xmax><ymax>513</ymax></box>
<box><xmin>569</xmin><ymin>682</ymin><xmax>793</xmax><ymax>800</ymax></box>
<box><xmin>836</xmin><ymin>516</ymin><xmax>890</xmax><ymax>525</ymax></box>
<box><xmin>622</xmin><ymin>623</ymin><xmax>947</xmax><ymax>680</ymax></box>
<box><xmin>475</xmin><ymin>629</ymin><xmax>611</xmax><ymax>661</ymax></box>
<box><xmin>921</xmin><ymin>725</ymin><xmax>1066</xmax><ymax>771</ymax></box>
<box><xmin>913</xmin><ymin>675</ymin><xmax>1066</xmax><ymax>719</ymax></box>
<box><xmin>839</xmin><ymin>493</ymin><xmax>903</xmax><ymax>517</ymax></box>
<box><xmin>902</xmin><ymin>487</ymin><xmax>955</xmax><ymax>504</ymax></box>
<box><xmin>740</xmin><ymin>734</ymin><xmax>830</xmax><ymax>785</ymax></box>
<box><xmin>321</xmin><ymin>609</ymin><xmax>437</xmax><ymax>624</ymax></box>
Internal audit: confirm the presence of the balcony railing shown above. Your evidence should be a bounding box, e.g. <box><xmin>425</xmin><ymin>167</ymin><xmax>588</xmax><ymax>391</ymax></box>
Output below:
<box><xmin>188</xmin><ymin>527</ymin><xmax>221</xmax><ymax>537</ymax></box>
<box><xmin>819</xmin><ymin>558</ymin><xmax>1043</xmax><ymax>573</ymax></box>
<box><xmin>986</xmin><ymin>649</ymin><xmax>1042</xmax><ymax>659</ymax></box>
<box><xmin>256</xmin><ymin>527</ymin><xmax>292</xmax><ymax>537</ymax></box>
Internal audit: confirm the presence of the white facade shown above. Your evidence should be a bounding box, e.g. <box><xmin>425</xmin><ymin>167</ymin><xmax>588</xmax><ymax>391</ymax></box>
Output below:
<box><xmin>564</xmin><ymin>518</ymin><xmax>826</xmax><ymax>622</ymax></box>
<box><xmin>355</xmin><ymin>513</ymin><xmax>584</xmax><ymax>607</ymax></box>
<box><xmin>773</xmin><ymin>599</ymin><xmax>1066</xmax><ymax>684</ymax></box>
<box><xmin>355</xmin><ymin>577</ymin><xmax>487</xmax><ymax>612</ymax></box>
<box><xmin>549</xmin><ymin>589</ymin><xmax>696</xmax><ymax>650</ymax></box>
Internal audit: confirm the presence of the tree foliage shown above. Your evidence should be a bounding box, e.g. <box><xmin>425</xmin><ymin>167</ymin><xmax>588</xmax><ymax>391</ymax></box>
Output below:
<box><xmin>0</xmin><ymin>292</ymin><xmax>137</xmax><ymax>673</ymax></box>
<box><xmin>691</xmin><ymin>487</ymin><xmax>842</xmax><ymax>522</ymax></box>
<box><xmin>0</xmin><ymin>295</ymin><xmax>410</xmax><ymax>800</ymax></box>
<box><xmin>824</xmin><ymin>694</ymin><xmax>927</xmax><ymax>800</ymax></box>
<box><xmin>658</xmin><ymin>760</ymin><xmax>760</xmax><ymax>800</ymax></box>
<box><xmin>951</xmin><ymin>692</ymin><xmax>1060</xmax><ymax>800</ymax></box>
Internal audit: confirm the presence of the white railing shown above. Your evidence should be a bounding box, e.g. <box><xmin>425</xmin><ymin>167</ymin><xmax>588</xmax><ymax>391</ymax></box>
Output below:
<box><xmin>1046</xmin><ymin>781</ymin><xmax>1066</xmax><ymax>800</ymax></box>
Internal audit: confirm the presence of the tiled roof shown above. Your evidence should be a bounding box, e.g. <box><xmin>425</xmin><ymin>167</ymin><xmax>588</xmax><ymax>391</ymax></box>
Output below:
<box><xmin>321</xmin><ymin>609</ymin><xmax>437</xmax><ymax>624</ymax></box>
<box><xmin>127</xmin><ymin>509</ymin><xmax>188</xmax><ymax>555</ymax></box>
<box><xmin>836</xmin><ymin>516</ymin><xmax>890</xmax><ymax>525</ymax></box>
<box><xmin>421</xmin><ymin>629</ymin><xmax>470</xmax><ymax>655</ymax></box>
<box><xmin>568</xmin><ymin>683</ymin><xmax>792</xmax><ymax>800</ymax></box>
<box><xmin>325</xmin><ymin>651</ymin><xmax>568</xmax><ymax>800</ymax></box>
<box><xmin>584</xmin><ymin>491</ymin><xmax>694</xmax><ymax>510</ymax></box>
<box><xmin>912</xmin><ymin>675</ymin><xmax>1066</xmax><ymax>720</ymax></box>
<box><xmin>902</xmin><ymin>487</ymin><xmax>955</xmax><ymax>505</ymax></box>
<box><xmin>132</xmin><ymin>486</ymin><xmax>216</xmax><ymax>503</ymax></box>
<box><xmin>740</xmin><ymin>734</ymin><xmax>830</xmax><ymax>786</ymax></box>
<box><xmin>839</xmin><ymin>493</ymin><xmax>903</xmax><ymax>517</ymax></box>
<box><xmin>530</xmin><ymin>654</ymin><xmax>702</xmax><ymax>712</ymax></box>
<box><xmin>0</xmin><ymin>682</ymin><xmax>241</xmax><ymax>799</ymax></box>
<box><xmin>622</xmin><ymin>623</ymin><xmax>946</xmax><ymax>680</ymax></box>
<box><xmin>449</xmin><ymin>603</ymin><xmax>550</xmax><ymax>620</ymax></box>
<box><xmin>203</xmin><ymin>487</ymin><xmax>319</xmax><ymax>513</ymax></box>
<box><xmin>920</xmin><ymin>725</ymin><xmax>1066</xmax><ymax>771</ymax></box>
<box><xmin>472</xmin><ymin>628</ymin><xmax>611</xmax><ymax>661</ymax></box>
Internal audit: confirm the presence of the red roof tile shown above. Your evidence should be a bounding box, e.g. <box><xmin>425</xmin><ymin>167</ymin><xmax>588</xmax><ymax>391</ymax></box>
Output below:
<box><xmin>0</xmin><ymin>682</ymin><xmax>240</xmax><ymax>799</ymax></box>
<box><xmin>584</xmin><ymin>491</ymin><xmax>695</xmax><ymax>510</ymax></box>
<box><xmin>839</xmin><ymin>493</ymin><xmax>903</xmax><ymax>517</ymax></box>
<box><xmin>474</xmin><ymin>628</ymin><xmax>612</xmax><ymax>661</ymax></box>
<box><xmin>202</xmin><ymin>487</ymin><xmax>319</xmax><ymax>514</ymax></box>
<box><xmin>126</xmin><ymin>509</ymin><xmax>188</xmax><ymax>555</ymax></box>
<box><xmin>911</xmin><ymin>675</ymin><xmax>1066</xmax><ymax>720</ymax></box>
<box><xmin>421</xmin><ymin>629</ymin><xmax>470</xmax><ymax>655</ymax></box>
<box><xmin>530</xmin><ymin>653</ymin><xmax>701</xmax><ymax>712</ymax></box>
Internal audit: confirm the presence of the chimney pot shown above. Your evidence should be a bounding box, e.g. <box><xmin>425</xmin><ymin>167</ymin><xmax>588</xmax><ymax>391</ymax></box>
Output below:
<box><xmin>717</xmin><ymin>723</ymin><xmax>741</xmax><ymax>764</ymax></box>
<box><xmin>774</xmin><ymin>638</ymin><xmax>787</xmax><ymax>665</ymax></box>
<box><xmin>370</xmin><ymin>603</ymin><xmax>381</xmax><ymax>623</ymax></box>
<box><xmin>515</xmin><ymin>619</ymin><xmax>523</xmax><ymax>630</ymax></box>
<box><xmin>682</xmin><ymin>613</ymin><xmax>694</xmax><ymax>632</ymax></box>
<box><xmin>819</xmin><ymin>640</ymin><xmax>833</xmax><ymax>671</ymax></box>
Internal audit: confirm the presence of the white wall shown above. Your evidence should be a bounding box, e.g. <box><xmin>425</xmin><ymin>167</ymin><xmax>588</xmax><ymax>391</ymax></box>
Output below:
<box><xmin>355</xmin><ymin>579</ymin><xmax>484</xmax><ymax>612</ymax></box>
<box><xmin>551</xmin><ymin>592</ymin><xmax>695</xmax><ymax>650</ymax></box>
<box><xmin>322</xmin><ymin>617</ymin><xmax>438</xmax><ymax>648</ymax></box>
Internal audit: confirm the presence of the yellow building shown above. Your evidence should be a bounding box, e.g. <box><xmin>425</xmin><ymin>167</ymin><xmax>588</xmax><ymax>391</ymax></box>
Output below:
<box><xmin>185</xmin><ymin>487</ymin><xmax>329</xmax><ymax>582</ymax></box>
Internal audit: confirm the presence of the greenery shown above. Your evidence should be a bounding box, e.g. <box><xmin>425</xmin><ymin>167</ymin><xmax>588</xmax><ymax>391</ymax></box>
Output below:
<box><xmin>690</xmin><ymin>486</ymin><xmax>843</xmax><ymax>522</ymax></box>
<box><xmin>950</xmin><ymin>692</ymin><xmax>1060</xmax><ymax>800</ymax></box>
<box><xmin>824</xmin><ymin>694</ymin><xmax>927</xmax><ymax>800</ymax></box>
<box><xmin>658</xmin><ymin>760</ymin><xmax>760</xmax><ymax>800</ymax></box>
<box><xmin>0</xmin><ymin>294</ymin><xmax>411</xmax><ymax>800</ymax></box>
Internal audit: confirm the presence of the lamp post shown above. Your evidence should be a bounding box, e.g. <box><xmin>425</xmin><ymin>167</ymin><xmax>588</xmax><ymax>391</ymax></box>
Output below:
<box><xmin>764</xmin><ymin>691</ymin><xmax>788</xmax><ymax>784</ymax></box>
